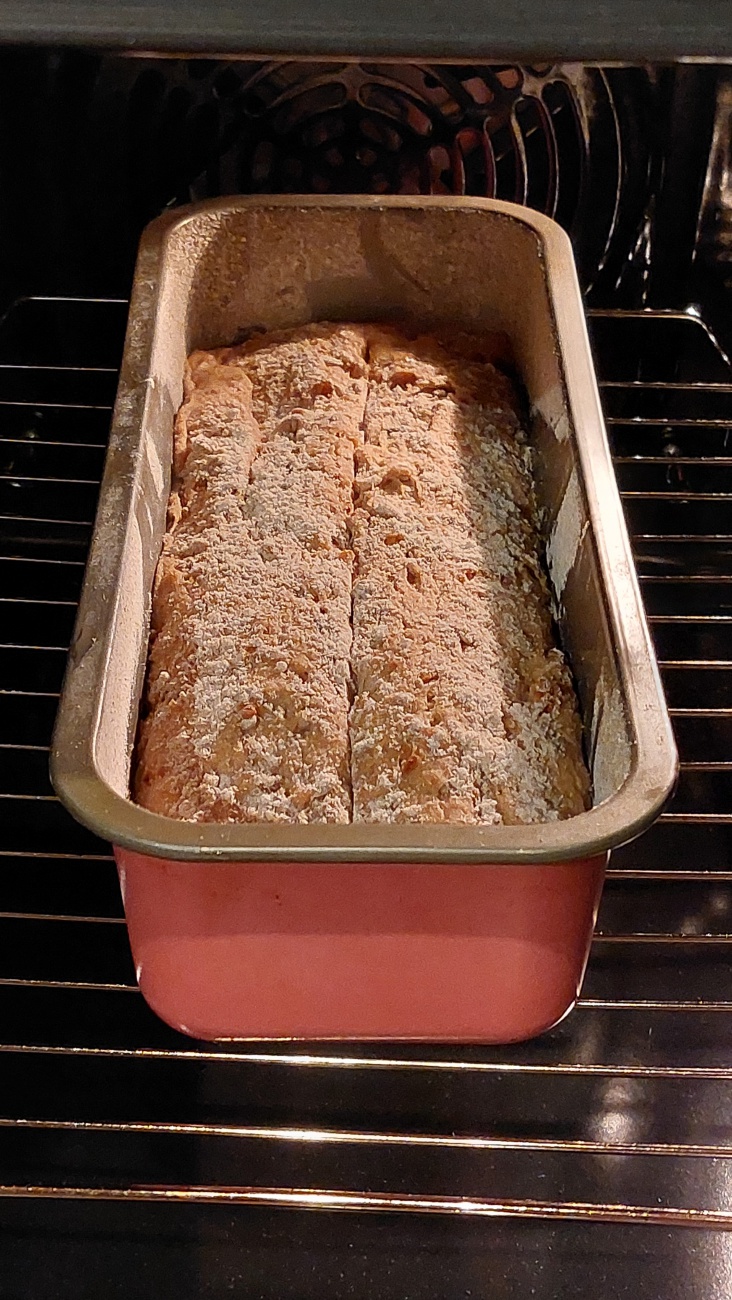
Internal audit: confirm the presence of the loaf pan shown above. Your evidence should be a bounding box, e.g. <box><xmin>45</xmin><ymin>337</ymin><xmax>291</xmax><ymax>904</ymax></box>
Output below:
<box><xmin>51</xmin><ymin>196</ymin><xmax>677</xmax><ymax>1042</ymax></box>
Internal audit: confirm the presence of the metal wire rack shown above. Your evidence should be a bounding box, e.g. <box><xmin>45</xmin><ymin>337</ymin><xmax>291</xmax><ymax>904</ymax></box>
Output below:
<box><xmin>1</xmin><ymin>297</ymin><xmax>731</xmax><ymax>1295</ymax></box>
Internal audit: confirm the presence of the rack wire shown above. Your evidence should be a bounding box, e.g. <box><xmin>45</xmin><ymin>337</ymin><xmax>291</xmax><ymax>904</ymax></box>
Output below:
<box><xmin>1</xmin><ymin>298</ymin><xmax>731</xmax><ymax>1292</ymax></box>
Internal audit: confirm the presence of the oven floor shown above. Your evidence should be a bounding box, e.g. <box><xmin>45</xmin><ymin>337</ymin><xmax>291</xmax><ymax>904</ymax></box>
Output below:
<box><xmin>1</xmin><ymin>299</ymin><xmax>731</xmax><ymax>1298</ymax></box>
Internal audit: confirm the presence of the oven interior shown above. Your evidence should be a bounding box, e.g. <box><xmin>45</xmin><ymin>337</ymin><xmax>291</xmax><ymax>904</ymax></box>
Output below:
<box><xmin>2</xmin><ymin>51</ymin><xmax>732</xmax><ymax>1297</ymax></box>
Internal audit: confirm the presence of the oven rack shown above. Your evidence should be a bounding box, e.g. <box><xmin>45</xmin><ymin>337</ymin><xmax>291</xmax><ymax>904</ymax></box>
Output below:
<box><xmin>1</xmin><ymin>298</ymin><xmax>732</xmax><ymax>1295</ymax></box>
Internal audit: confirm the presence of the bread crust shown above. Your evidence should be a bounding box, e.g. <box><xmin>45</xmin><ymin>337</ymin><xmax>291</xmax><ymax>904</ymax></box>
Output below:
<box><xmin>349</xmin><ymin>329</ymin><xmax>589</xmax><ymax>824</ymax></box>
<box><xmin>135</xmin><ymin>323</ymin><xmax>590</xmax><ymax>825</ymax></box>
<box><xmin>134</xmin><ymin>325</ymin><xmax>368</xmax><ymax>823</ymax></box>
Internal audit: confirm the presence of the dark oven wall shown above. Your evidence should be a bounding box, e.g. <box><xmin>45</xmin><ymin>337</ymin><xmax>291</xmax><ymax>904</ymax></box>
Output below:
<box><xmin>0</xmin><ymin>51</ymin><xmax>719</xmax><ymax>314</ymax></box>
<box><xmin>4</xmin><ymin>47</ymin><xmax>732</xmax><ymax>1298</ymax></box>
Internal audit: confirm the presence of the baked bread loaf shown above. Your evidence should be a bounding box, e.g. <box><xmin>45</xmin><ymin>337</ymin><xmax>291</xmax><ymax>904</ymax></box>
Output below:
<box><xmin>134</xmin><ymin>322</ymin><xmax>590</xmax><ymax>824</ymax></box>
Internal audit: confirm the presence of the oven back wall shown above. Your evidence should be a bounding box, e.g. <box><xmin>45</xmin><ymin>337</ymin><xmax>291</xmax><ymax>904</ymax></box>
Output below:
<box><xmin>0</xmin><ymin>52</ymin><xmax>715</xmax><ymax>311</ymax></box>
<box><xmin>2</xmin><ymin>48</ymin><xmax>732</xmax><ymax>1300</ymax></box>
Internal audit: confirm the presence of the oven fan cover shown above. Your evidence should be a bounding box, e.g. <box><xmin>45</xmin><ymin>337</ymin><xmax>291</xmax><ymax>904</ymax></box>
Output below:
<box><xmin>117</xmin><ymin>60</ymin><xmax>651</xmax><ymax>295</ymax></box>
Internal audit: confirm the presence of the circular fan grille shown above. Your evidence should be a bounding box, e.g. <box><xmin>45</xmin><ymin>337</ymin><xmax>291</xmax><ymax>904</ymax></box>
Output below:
<box><xmin>113</xmin><ymin>60</ymin><xmax>651</xmax><ymax>293</ymax></box>
<box><xmin>203</xmin><ymin>64</ymin><xmax>582</xmax><ymax>213</ymax></box>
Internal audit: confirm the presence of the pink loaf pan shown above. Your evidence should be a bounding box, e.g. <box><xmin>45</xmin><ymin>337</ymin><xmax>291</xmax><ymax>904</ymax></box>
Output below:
<box><xmin>117</xmin><ymin>855</ymin><xmax>606</xmax><ymax>1043</ymax></box>
<box><xmin>51</xmin><ymin>195</ymin><xmax>677</xmax><ymax>1043</ymax></box>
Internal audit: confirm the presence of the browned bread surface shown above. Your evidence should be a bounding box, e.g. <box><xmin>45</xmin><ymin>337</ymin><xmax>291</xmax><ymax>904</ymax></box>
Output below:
<box><xmin>134</xmin><ymin>324</ymin><xmax>368</xmax><ymax>823</ymax></box>
<box><xmin>134</xmin><ymin>323</ymin><xmax>590</xmax><ymax>824</ymax></box>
